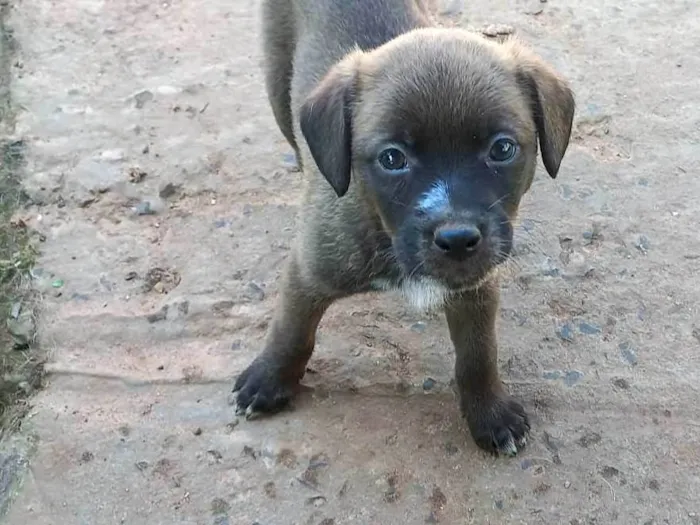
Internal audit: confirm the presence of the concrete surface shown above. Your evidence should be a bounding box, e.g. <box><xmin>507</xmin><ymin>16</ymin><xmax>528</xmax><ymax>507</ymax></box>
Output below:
<box><xmin>2</xmin><ymin>0</ymin><xmax>700</xmax><ymax>524</ymax></box>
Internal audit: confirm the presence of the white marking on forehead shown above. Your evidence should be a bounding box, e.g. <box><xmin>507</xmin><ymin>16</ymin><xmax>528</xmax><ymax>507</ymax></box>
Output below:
<box><xmin>418</xmin><ymin>180</ymin><xmax>451</xmax><ymax>213</ymax></box>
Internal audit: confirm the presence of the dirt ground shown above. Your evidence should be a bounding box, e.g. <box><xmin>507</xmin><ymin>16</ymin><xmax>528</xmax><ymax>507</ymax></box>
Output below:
<box><xmin>1</xmin><ymin>0</ymin><xmax>699</xmax><ymax>523</ymax></box>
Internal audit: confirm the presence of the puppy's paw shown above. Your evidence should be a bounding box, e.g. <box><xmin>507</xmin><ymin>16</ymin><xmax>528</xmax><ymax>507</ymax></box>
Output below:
<box><xmin>464</xmin><ymin>393</ymin><xmax>530</xmax><ymax>457</ymax></box>
<box><xmin>231</xmin><ymin>358</ymin><xmax>296</xmax><ymax>420</ymax></box>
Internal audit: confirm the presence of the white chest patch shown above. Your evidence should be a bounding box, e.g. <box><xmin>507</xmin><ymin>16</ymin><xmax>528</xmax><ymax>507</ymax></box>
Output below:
<box><xmin>371</xmin><ymin>277</ymin><xmax>451</xmax><ymax>313</ymax></box>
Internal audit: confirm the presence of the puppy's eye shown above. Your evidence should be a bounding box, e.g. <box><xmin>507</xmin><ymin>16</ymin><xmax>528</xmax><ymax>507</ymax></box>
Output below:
<box><xmin>489</xmin><ymin>138</ymin><xmax>518</xmax><ymax>163</ymax></box>
<box><xmin>378</xmin><ymin>148</ymin><xmax>408</xmax><ymax>172</ymax></box>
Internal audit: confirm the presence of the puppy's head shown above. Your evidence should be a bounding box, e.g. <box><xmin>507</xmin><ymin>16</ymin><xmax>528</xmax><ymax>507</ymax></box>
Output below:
<box><xmin>300</xmin><ymin>28</ymin><xmax>575</xmax><ymax>291</ymax></box>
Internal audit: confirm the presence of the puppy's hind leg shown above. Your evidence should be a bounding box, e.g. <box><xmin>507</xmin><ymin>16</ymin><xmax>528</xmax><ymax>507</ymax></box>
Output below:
<box><xmin>261</xmin><ymin>0</ymin><xmax>302</xmax><ymax>168</ymax></box>
<box><xmin>232</xmin><ymin>252</ymin><xmax>340</xmax><ymax>419</ymax></box>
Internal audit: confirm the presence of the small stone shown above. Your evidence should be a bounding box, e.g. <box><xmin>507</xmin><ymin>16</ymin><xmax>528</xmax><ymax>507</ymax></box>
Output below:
<box><xmin>6</xmin><ymin>302</ymin><xmax>36</xmax><ymax>348</ymax></box>
<box><xmin>635</xmin><ymin>235</ymin><xmax>651</xmax><ymax>254</ymax></box>
<box><xmin>612</xmin><ymin>377</ymin><xmax>630</xmax><ymax>389</ymax></box>
<box><xmin>79</xmin><ymin>451</ymin><xmax>94</xmax><ymax>464</ymax></box>
<box><xmin>135</xmin><ymin>460</ymin><xmax>149</xmax><ymax>471</ymax></box>
<box><xmin>125</xmin><ymin>271</ymin><xmax>138</xmax><ymax>281</ymax></box>
<box><xmin>563</xmin><ymin>370</ymin><xmax>584</xmax><ymax>387</ymax></box>
<box><xmin>128</xmin><ymin>167</ymin><xmax>147</xmax><ymax>183</ymax></box>
<box><xmin>600</xmin><ymin>465</ymin><xmax>621</xmax><ymax>480</ymax></box>
<box><xmin>619</xmin><ymin>342</ymin><xmax>639</xmax><ymax>366</ymax></box>
<box><xmin>494</xmin><ymin>499</ymin><xmax>504</xmax><ymax>510</ymax></box>
<box><xmin>101</xmin><ymin>149</ymin><xmax>126</xmax><ymax>162</ymax></box>
<box><xmin>281</xmin><ymin>152</ymin><xmax>300</xmax><ymax>172</ymax></box>
<box><xmin>306</xmin><ymin>495</ymin><xmax>327</xmax><ymax>507</ymax></box>
<box><xmin>578</xmin><ymin>321</ymin><xmax>601</xmax><ymax>335</ymax></box>
<box><xmin>411</xmin><ymin>322</ymin><xmax>427</xmax><ymax>333</ymax></box>
<box><xmin>542</xmin><ymin>370</ymin><xmax>561</xmax><ymax>380</ymax></box>
<box><xmin>556</xmin><ymin>323</ymin><xmax>575</xmax><ymax>342</ymax></box>
<box><xmin>146</xmin><ymin>306</ymin><xmax>168</xmax><ymax>323</ymax></box>
<box><xmin>131</xmin><ymin>90</ymin><xmax>154</xmax><ymax>109</ymax></box>
<box><xmin>246</xmin><ymin>282</ymin><xmax>265</xmax><ymax>301</ymax></box>
<box><xmin>564</xmin><ymin>480</ymin><xmax>571</xmax><ymax>488</ymax></box>
<box><xmin>207</xmin><ymin>450</ymin><xmax>223</xmax><ymax>463</ymax></box>
<box><xmin>539</xmin><ymin>257</ymin><xmax>560</xmax><ymax>277</ymax></box>
<box><xmin>263</xmin><ymin>481</ymin><xmax>276</xmax><ymax>499</ymax></box>
<box><xmin>159</xmin><ymin>182</ymin><xmax>181</xmax><ymax>199</ymax></box>
<box><xmin>481</xmin><ymin>24</ymin><xmax>514</xmax><ymax>37</ymax></box>
<box><xmin>242</xmin><ymin>446</ymin><xmax>257</xmax><ymax>459</ymax></box>
<box><xmin>225</xmin><ymin>419</ymin><xmax>240</xmax><ymax>433</ymax></box>
<box><xmin>134</xmin><ymin>197</ymin><xmax>165</xmax><ymax>216</ymax></box>
<box><xmin>422</xmin><ymin>378</ymin><xmax>436</xmax><ymax>391</ymax></box>
<box><xmin>193</xmin><ymin>427</ymin><xmax>203</xmax><ymax>436</ymax></box>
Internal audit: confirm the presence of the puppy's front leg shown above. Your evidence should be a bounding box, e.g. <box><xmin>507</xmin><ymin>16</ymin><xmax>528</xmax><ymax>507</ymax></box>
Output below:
<box><xmin>232</xmin><ymin>255</ymin><xmax>336</xmax><ymax>419</ymax></box>
<box><xmin>445</xmin><ymin>281</ymin><xmax>530</xmax><ymax>456</ymax></box>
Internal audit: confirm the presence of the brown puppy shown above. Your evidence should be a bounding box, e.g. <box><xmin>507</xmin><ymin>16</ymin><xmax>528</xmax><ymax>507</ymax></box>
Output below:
<box><xmin>233</xmin><ymin>0</ymin><xmax>575</xmax><ymax>456</ymax></box>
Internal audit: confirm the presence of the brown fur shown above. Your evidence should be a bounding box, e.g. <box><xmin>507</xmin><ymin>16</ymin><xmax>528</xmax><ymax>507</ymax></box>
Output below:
<box><xmin>233</xmin><ymin>0</ymin><xmax>575</xmax><ymax>456</ymax></box>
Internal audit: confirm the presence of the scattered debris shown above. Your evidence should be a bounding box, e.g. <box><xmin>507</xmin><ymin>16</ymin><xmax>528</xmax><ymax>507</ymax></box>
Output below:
<box><xmin>577</xmin><ymin>431</ymin><xmax>602</xmax><ymax>448</ymax></box>
<box><xmin>142</xmin><ymin>267</ymin><xmax>181</xmax><ymax>294</ymax></box>
<box><xmin>128</xmin><ymin>167</ymin><xmax>147</xmax><ymax>183</ymax></box>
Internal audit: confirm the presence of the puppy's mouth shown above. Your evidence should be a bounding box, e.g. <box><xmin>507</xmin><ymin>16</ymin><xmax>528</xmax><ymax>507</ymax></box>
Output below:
<box><xmin>392</xmin><ymin>221</ymin><xmax>513</xmax><ymax>292</ymax></box>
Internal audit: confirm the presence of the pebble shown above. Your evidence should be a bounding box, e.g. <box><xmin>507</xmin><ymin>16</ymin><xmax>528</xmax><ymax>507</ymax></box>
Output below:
<box><xmin>619</xmin><ymin>342</ymin><xmax>639</xmax><ymax>366</ymax></box>
<box><xmin>542</xmin><ymin>370</ymin><xmax>561</xmax><ymax>380</ymax></box>
<box><xmin>612</xmin><ymin>377</ymin><xmax>631</xmax><ymax>389</ymax></box>
<box><xmin>539</xmin><ymin>257</ymin><xmax>560</xmax><ymax>277</ymax></box>
<box><xmin>6</xmin><ymin>301</ymin><xmax>35</xmax><ymax>349</ymax></box>
<box><xmin>563</xmin><ymin>370</ymin><xmax>584</xmax><ymax>387</ymax></box>
<box><xmin>578</xmin><ymin>321</ymin><xmax>601</xmax><ymax>335</ymax></box>
<box><xmin>422</xmin><ymin>378</ymin><xmax>436</xmax><ymax>391</ymax></box>
<box><xmin>131</xmin><ymin>90</ymin><xmax>154</xmax><ymax>109</ymax></box>
<box><xmin>556</xmin><ymin>322</ymin><xmax>575</xmax><ymax>342</ymax></box>
<box><xmin>133</xmin><ymin>197</ymin><xmax>166</xmax><ymax>216</ymax></box>
<box><xmin>159</xmin><ymin>182</ymin><xmax>181</xmax><ymax>199</ymax></box>
<box><xmin>411</xmin><ymin>322</ymin><xmax>427</xmax><ymax>333</ymax></box>
<box><xmin>246</xmin><ymin>282</ymin><xmax>265</xmax><ymax>301</ymax></box>
<box><xmin>635</xmin><ymin>235</ymin><xmax>651</xmax><ymax>254</ymax></box>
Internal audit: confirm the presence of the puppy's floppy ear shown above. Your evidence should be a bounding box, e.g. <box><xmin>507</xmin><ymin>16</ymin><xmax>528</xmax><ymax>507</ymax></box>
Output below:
<box><xmin>299</xmin><ymin>52</ymin><xmax>362</xmax><ymax>197</ymax></box>
<box><xmin>508</xmin><ymin>42</ymin><xmax>575</xmax><ymax>179</ymax></box>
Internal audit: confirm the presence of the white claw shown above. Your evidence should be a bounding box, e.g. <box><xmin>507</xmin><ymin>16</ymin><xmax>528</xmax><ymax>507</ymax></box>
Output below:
<box><xmin>499</xmin><ymin>435</ymin><xmax>518</xmax><ymax>457</ymax></box>
<box><xmin>245</xmin><ymin>405</ymin><xmax>260</xmax><ymax>421</ymax></box>
<box><xmin>517</xmin><ymin>435</ymin><xmax>528</xmax><ymax>449</ymax></box>
<box><xmin>227</xmin><ymin>391</ymin><xmax>239</xmax><ymax>406</ymax></box>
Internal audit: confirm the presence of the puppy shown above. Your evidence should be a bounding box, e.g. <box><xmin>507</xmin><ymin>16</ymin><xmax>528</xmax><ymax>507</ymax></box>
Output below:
<box><xmin>233</xmin><ymin>0</ymin><xmax>575</xmax><ymax>456</ymax></box>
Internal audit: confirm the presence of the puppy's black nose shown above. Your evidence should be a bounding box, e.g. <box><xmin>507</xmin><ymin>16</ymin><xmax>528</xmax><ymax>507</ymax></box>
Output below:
<box><xmin>433</xmin><ymin>225</ymin><xmax>482</xmax><ymax>257</ymax></box>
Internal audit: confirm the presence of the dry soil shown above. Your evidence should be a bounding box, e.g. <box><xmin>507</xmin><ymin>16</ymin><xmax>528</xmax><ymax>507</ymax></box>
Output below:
<box><xmin>1</xmin><ymin>0</ymin><xmax>700</xmax><ymax>524</ymax></box>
